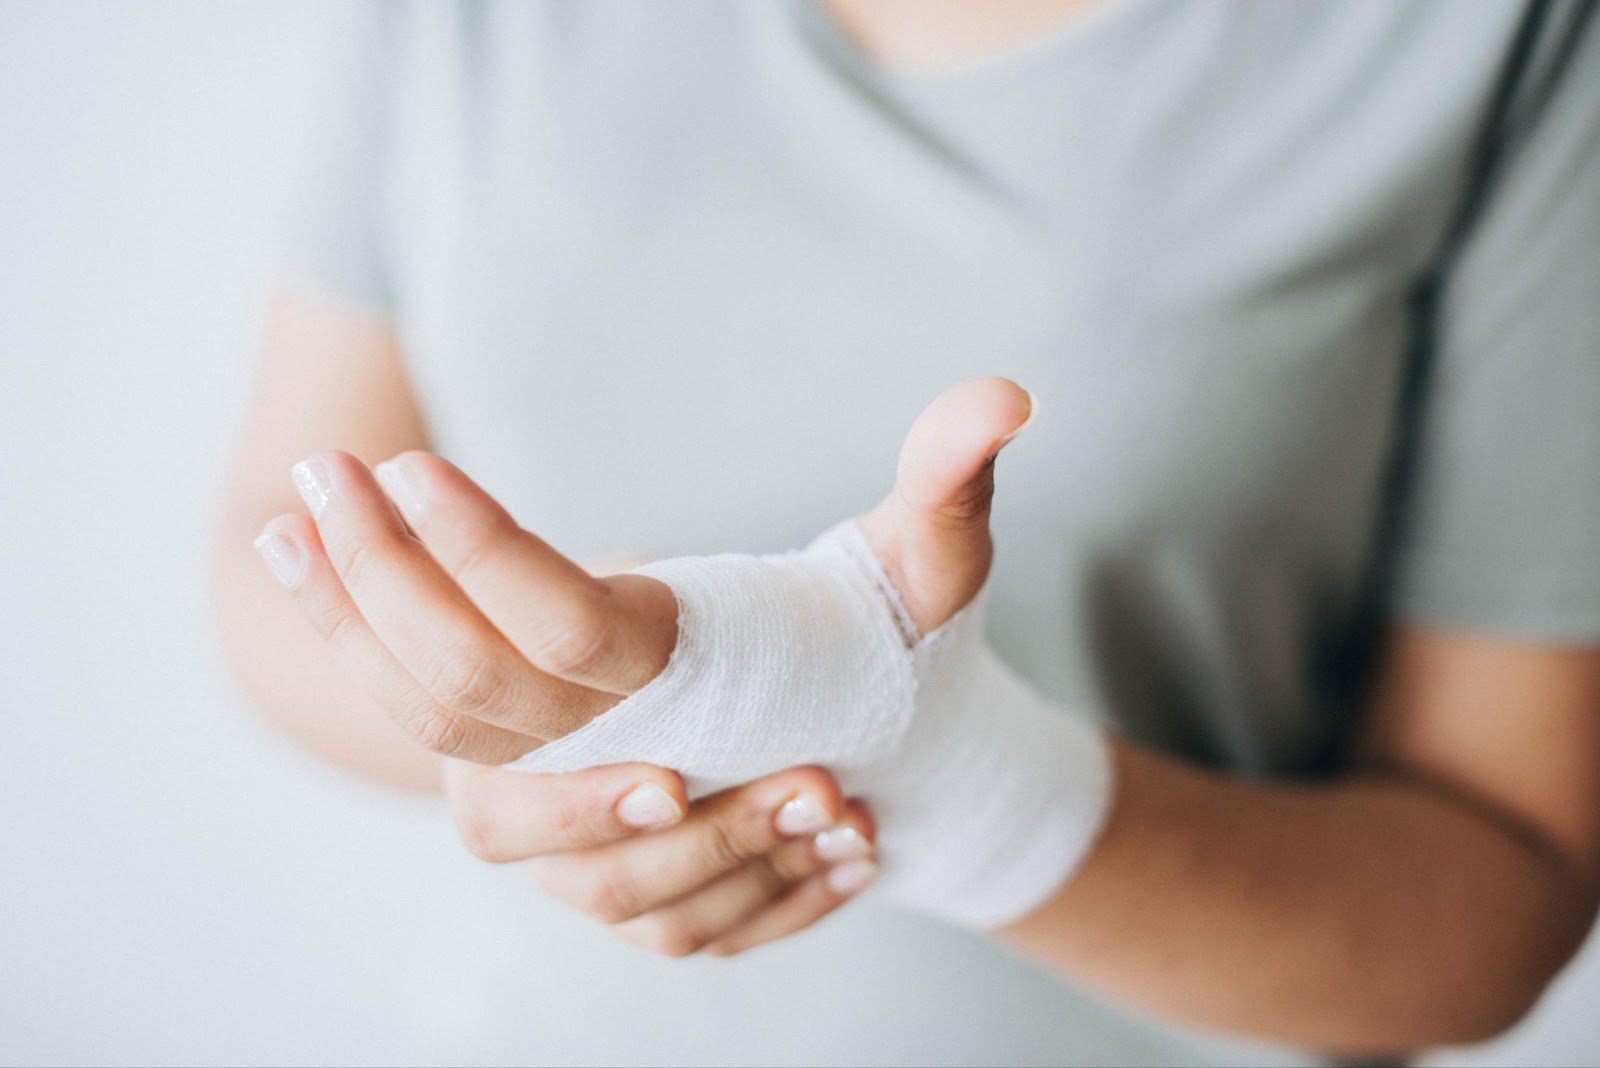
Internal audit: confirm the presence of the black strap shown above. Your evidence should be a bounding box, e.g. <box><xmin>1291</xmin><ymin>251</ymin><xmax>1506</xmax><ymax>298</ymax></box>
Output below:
<box><xmin>1332</xmin><ymin>0</ymin><xmax>1596</xmax><ymax>761</ymax></box>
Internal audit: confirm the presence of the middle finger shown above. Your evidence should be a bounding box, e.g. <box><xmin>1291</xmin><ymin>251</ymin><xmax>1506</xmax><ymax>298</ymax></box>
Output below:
<box><xmin>293</xmin><ymin>451</ymin><xmax>615</xmax><ymax>744</ymax></box>
<box><xmin>611</xmin><ymin>803</ymin><xmax>874</xmax><ymax>957</ymax></box>
<box><xmin>526</xmin><ymin>766</ymin><xmax>845</xmax><ymax>923</ymax></box>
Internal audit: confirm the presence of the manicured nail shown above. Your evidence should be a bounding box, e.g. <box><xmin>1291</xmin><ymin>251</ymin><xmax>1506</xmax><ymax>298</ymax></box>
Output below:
<box><xmin>814</xmin><ymin>826</ymin><xmax>872</xmax><ymax>862</ymax></box>
<box><xmin>374</xmin><ymin>457</ymin><xmax>427</xmax><ymax>520</ymax></box>
<box><xmin>775</xmin><ymin>793</ymin><xmax>830</xmax><ymax>836</ymax></box>
<box><xmin>253</xmin><ymin>526</ymin><xmax>307</xmax><ymax>589</ymax></box>
<box><xmin>991</xmin><ymin>389</ymin><xmax>1037</xmax><ymax>458</ymax></box>
<box><xmin>617</xmin><ymin>782</ymin><xmax>683</xmax><ymax>830</ymax></box>
<box><xmin>291</xmin><ymin>456</ymin><xmax>333</xmax><ymax>516</ymax></box>
<box><xmin>826</xmin><ymin>859</ymin><xmax>878</xmax><ymax>896</ymax></box>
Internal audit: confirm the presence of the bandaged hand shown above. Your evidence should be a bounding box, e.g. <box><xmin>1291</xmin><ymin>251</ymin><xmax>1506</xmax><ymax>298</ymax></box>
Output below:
<box><xmin>256</xmin><ymin>378</ymin><xmax>1110</xmax><ymax>930</ymax></box>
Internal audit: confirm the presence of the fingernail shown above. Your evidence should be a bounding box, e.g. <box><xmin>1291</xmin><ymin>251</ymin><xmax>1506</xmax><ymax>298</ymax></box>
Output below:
<box><xmin>617</xmin><ymin>782</ymin><xmax>683</xmax><ymax>830</ymax></box>
<box><xmin>374</xmin><ymin>457</ymin><xmax>427</xmax><ymax>520</ymax></box>
<box><xmin>814</xmin><ymin>825</ymin><xmax>872</xmax><ymax>862</ymax></box>
<box><xmin>991</xmin><ymin>389</ymin><xmax>1037</xmax><ymax>458</ymax></box>
<box><xmin>291</xmin><ymin>456</ymin><xmax>333</xmax><ymax>516</ymax></box>
<box><xmin>253</xmin><ymin>526</ymin><xmax>307</xmax><ymax>589</ymax></box>
<box><xmin>775</xmin><ymin>793</ymin><xmax>830</xmax><ymax>836</ymax></box>
<box><xmin>826</xmin><ymin>859</ymin><xmax>878</xmax><ymax>896</ymax></box>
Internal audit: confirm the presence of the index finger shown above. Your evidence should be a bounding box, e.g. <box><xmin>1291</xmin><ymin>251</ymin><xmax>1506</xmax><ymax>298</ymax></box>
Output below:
<box><xmin>374</xmin><ymin>451</ymin><xmax>674</xmax><ymax>695</ymax></box>
<box><xmin>293</xmin><ymin>451</ymin><xmax>616</xmax><ymax>743</ymax></box>
<box><xmin>526</xmin><ymin>766</ymin><xmax>847</xmax><ymax>924</ymax></box>
<box><xmin>446</xmin><ymin>760</ymin><xmax>689</xmax><ymax>862</ymax></box>
<box><xmin>256</xmin><ymin>513</ymin><xmax>535</xmax><ymax>765</ymax></box>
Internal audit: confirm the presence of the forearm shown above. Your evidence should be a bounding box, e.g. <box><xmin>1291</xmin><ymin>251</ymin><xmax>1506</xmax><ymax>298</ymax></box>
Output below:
<box><xmin>1001</xmin><ymin>737</ymin><xmax>1598</xmax><ymax>1055</ymax></box>
<box><xmin>216</xmin><ymin>292</ymin><xmax>441</xmax><ymax>791</ymax></box>
<box><xmin>213</xmin><ymin>514</ymin><xmax>443</xmax><ymax>793</ymax></box>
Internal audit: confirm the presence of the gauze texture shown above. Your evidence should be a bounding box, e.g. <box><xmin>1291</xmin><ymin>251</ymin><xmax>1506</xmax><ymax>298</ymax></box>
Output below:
<box><xmin>511</xmin><ymin>522</ymin><xmax>1112</xmax><ymax>928</ymax></box>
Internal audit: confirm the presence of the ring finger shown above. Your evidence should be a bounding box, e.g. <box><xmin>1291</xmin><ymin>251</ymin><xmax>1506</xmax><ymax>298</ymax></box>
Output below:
<box><xmin>611</xmin><ymin>803</ymin><xmax>875</xmax><ymax>957</ymax></box>
<box><xmin>254</xmin><ymin>513</ymin><xmax>535</xmax><ymax>764</ymax></box>
<box><xmin>291</xmin><ymin>450</ymin><xmax>616</xmax><ymax>745</ymax></box>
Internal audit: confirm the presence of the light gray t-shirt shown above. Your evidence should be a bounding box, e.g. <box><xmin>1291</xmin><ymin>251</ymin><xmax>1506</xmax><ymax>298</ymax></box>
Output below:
<box><xmin>279</xmin><ymin>1</ymin><xmax>1600</xmax><ymax>1063</ymax></box>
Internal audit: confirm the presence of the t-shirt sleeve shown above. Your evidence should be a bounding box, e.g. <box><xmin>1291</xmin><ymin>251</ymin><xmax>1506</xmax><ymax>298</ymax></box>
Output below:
<box><xmin>272</xmin><ymin>2</ymin><xmax>392</xmax><ymax>313</ymax></box>
<box><xmin>1387</xmin><ymin>14</ymin><xmax>1600</xmax><ymax>639</ymax></box>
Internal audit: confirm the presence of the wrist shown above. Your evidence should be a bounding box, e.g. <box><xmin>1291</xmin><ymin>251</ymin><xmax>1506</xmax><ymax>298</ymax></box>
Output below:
<box><xmin>860</xmin><ymin>623</ymin><xmax>1115</xmax><ymax>928</ymax></box>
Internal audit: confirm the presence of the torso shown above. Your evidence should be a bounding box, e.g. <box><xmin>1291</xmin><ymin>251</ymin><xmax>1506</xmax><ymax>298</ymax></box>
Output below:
<box><xmin>362</xmin><ymin>2</ymin><xmax>1530</xmax><ymax>1060</ymax></box>
<box><xmin>382</xmin><ymin>0</ymin><xmax>1519</xmax><ymax>771</ymax></box>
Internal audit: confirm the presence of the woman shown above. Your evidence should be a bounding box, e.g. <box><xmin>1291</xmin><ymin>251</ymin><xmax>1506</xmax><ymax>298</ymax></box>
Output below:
<box><xmin>216</xmin><ymin>1</ymin><xmax>1600</xmax><ymax>1062</ymax></box>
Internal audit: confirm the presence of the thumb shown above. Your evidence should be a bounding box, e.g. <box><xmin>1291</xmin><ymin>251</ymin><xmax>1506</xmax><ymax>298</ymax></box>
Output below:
<box><xmin>859</xmin><ymin>377</ymin><xmax>1035</xmax><ymax>635</ymax></box>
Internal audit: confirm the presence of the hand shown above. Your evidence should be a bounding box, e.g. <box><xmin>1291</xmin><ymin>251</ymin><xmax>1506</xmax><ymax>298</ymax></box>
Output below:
<box><xmin>250</xmin><ymin>376</ymin><xmax>1033</xmax><ymax>761</ymax></box>
<box><xmin>444</xmin><ymin>760</ymin><xmax>878</xmax><ymax>956</ymax></box>
<box><xmin>253</xmin><ymin>445</ymin><xmax>679</xmax><ymax>763</ymax></box>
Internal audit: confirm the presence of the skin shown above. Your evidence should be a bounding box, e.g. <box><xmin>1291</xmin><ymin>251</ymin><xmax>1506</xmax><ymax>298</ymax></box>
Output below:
<box><xmin>820</xmin><ymin>0</ymin><xmax>1105</xmax><ymax>70</ymax></box>
<box><xmin>214</xmin><ymin>0</ymin><xmax>1599</xmax><ymax>1055</ymax></box>
<box><xmin>216</xmin><ymin>291</ymin><xmax>889</xmax><ymax>951</ymax></box>
<box><xmin>220</xmin><ymin>294</ymin><xmax>1600</xmax><ymax>1055</ymax></box>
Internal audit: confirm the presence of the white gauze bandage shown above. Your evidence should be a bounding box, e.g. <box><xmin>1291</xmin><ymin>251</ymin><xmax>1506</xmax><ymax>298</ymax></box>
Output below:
<box><xmin>511</xmin><ymin>522</ymin><xmax>1112</xmax><ymax>928</ymax></box>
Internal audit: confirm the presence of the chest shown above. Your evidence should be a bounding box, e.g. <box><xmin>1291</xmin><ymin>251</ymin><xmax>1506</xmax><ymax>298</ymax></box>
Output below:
<box><xmin>376</xmin><ymin>2</ymin><xmax>1495</xmax><ymax>561</ymax></box>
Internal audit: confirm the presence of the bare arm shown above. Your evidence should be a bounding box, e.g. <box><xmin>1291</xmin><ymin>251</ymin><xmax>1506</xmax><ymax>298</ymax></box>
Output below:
<box><xmin>220</xmin><ymin>331</ymin><xmax>1599</xmax><ymax>1049</ymax></box>
<box><xmin>213</xmin><ymin>290</ymin><xmax>441</xmax><ymax>791</ymax></box>
<box><xmin>1002</xmin><ymin>626</ymin><xmax>1600</xmax><ymax>1056</ymax></box>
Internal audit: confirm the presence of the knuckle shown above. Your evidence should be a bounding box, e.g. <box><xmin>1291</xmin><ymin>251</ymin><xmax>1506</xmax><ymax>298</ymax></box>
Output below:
<box><xmin>579</xmin><ymin>873</ymin><xmax>644</xmax><ymax>925</ymax></box>
<box><xmin>453</xmin><ymin>804</ymin><xmax>509</xmax><ymax>864</ymax></box>
<box><xmin>448</xmin><ymin>513</ymin><xmax>521</xmax><ymax>582</ymax></box>
<box><xmin>399</xmin><ymin>705</ymin><xmax>473</xmax><ymax>759</ymax></box>
<box><xmin>551</xmin><ymin>791</ymin><xmax>613</xmax><ymax>846</ymax></box>
<box><xmin>418</xmin><ymin>646</ymin><xmax>506</xmax><ymax>718</ymax></box>
<box><xmin>764</xmin><ymin>842</ymin><xmax>819</xmax><ymax>885</ymax></box>
<box><xmin>529</xmin><ymin>604</ymin><xmax>612</xmax><ymax>679</ymax></box>
<box><xmin>333</xmin><ymin>538</ymin><xmax>380</xmax><ymax>591</ymax></box>
<box><xmin>697</xmin><ymin>814</ymin><xmax>758</xmax><ymax>874</ymax></box>
<box><xmin>932</xmin><ymin>479</ymin><xmax>995</xmax><ymax>526</ymax></box>
<box><xmin>307</xmin><ymin>600</ymin><xmax>360</xmax><ymax>646</ymax></box>
<box><xmin>628</xmin><ymin>914</ymin><xmax>704</xmax><ymax>958</ymax></box>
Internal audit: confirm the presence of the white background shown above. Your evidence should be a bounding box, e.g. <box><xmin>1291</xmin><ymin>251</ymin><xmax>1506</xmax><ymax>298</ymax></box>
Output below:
<box><xmin>1</xmin><ymin>3</ymin><xmax>1597</xmax><ymax>1065</ymax></box>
